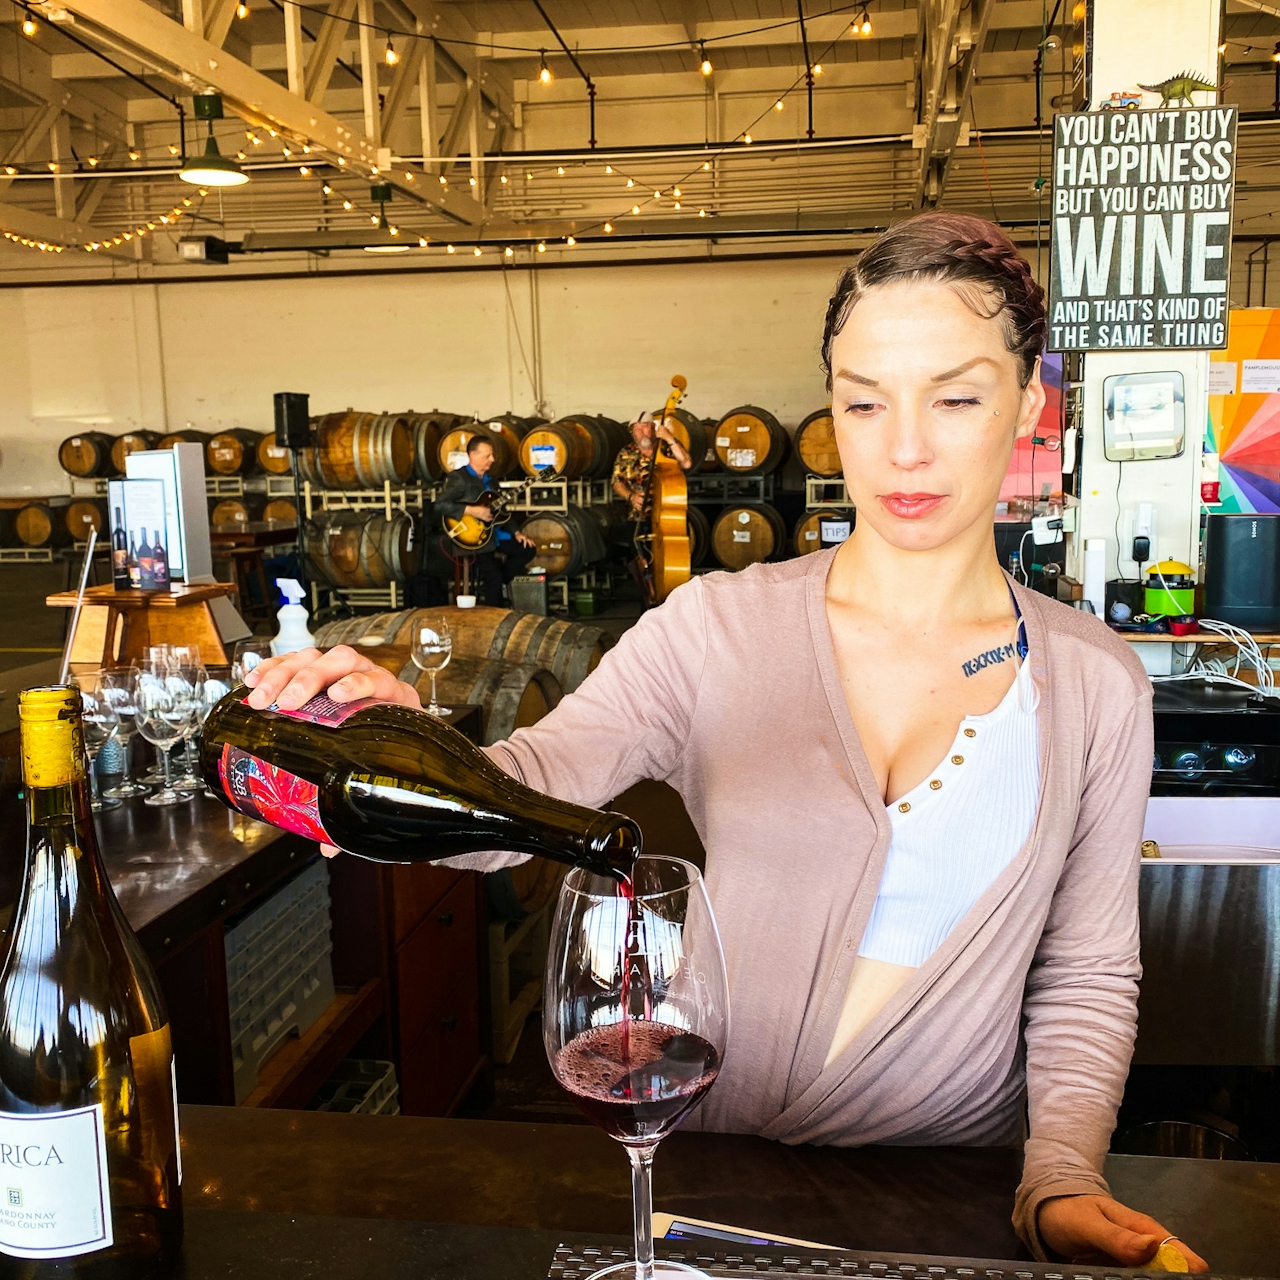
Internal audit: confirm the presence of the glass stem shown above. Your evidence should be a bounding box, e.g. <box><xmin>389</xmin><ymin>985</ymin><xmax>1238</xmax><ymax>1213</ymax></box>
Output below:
<box><xmin>161</xmin><ymin>743</ymin><xmax>173</xmax><ymax>790</ymax></box>
<box><xmin>429</xmin><ymin>670</ymin><xmax>439</xmax><ymax>711</ymax></box>
<box><xmin>87</xmin><ymin>751</ymin><xmax>101</xmax><ymax>805</ymax></box>
<box><xmin>628</xmin><ymin>1143</ymin><xmax>657</xmax><ymax>1280</ymax></box>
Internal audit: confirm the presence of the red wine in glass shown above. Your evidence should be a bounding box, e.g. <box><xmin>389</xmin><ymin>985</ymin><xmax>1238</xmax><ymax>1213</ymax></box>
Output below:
<box><xmin>556</xmin><ymin>1021</ymin><xmax>720</xmax><ymax>1143</ymax></box>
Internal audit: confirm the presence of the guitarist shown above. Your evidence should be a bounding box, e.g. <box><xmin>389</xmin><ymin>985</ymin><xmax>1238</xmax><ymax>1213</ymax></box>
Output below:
<box><xmin>436</xmin><ymin>435</ymin><xmax>537</xmax><ymax>606</ymax></box>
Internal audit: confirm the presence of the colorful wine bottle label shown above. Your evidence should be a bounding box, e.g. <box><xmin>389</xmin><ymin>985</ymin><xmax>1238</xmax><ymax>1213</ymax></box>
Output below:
<box><xmin>218</xmin><ymin>744</ymin><xmax>334</xmax><ymax>846</ymax></box>
<box><xmin>263</xmin><ymin>692</ymin><xmax>380</xmax><ymax>728</ymax></box>
<box><xmin>0</xmin><ymin>1105</ymin><xmax>112</xmax><ymax>1259</ymax></box>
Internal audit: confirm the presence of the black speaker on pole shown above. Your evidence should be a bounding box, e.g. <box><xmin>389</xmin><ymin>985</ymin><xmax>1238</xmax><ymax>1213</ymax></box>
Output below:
<box><xmin>1205</xmin><ymin>513</ymin><xmax>1280</xmax><ymax>630</ymax></box>
<box><xmin>273</xmin><ymin>391</ymin><xmax>311</xmax><ymax>450</ymax></box>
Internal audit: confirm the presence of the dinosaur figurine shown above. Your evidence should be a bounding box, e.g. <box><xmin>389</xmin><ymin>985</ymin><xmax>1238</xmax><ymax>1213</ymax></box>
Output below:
<box><xmin>1137</xmin><ymin>71</ymin><xmax>1218</xmax><ymax>107</ymax></box>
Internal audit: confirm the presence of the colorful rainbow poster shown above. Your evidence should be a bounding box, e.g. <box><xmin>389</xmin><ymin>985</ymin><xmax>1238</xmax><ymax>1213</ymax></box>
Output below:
<box><xmin>1209</xmin><ymin>309</ymin><xmax>1280</xmax><ymax>513</ymax></box>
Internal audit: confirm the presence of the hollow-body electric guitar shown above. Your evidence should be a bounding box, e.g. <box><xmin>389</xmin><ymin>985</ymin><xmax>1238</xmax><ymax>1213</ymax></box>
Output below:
<box><xmin>442</xmin><ymin>468</ymin><xmax>554</xmax><ymax>551</ymax></box>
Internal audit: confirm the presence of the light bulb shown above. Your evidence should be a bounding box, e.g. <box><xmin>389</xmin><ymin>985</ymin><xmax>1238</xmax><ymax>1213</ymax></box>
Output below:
<box><xmin>1218</xmin><ymin>41</ymin><xmax>1227</xmax><ymax>54</ymax></box>
<box><xmin>567</xmin><ymin>236</ymin><xmax>576</xmax><ymax>245</ymax></box>
<box><xmin>631</xmin><ymin>204</ymin><xmax>641</xmax><ymax>214</ymax></box>
<box><xmin>419</xmin><ymin>237</ymin><xmax>428</xmax><ymax>247</ymax></box>
<box><xmin>654</xmin><ymin>190</ymin><xmax>661</xmax><ymax>198</ymax></box>
<box><xmin>812</xmin><ymin>63</ymin><xmax>823</xmax><ymax>75</ymax></box>
<box><xmin>700</xmin><ymin>55</ymin><xmax>713</xmax><ymax>75</ymax></box>
<box><xmin>370</xmin><ymin>213</ymin><xmax>380</xmax><ymax>224</ymax></box>
<box><xmin>626</xmin><ymin>177</ymin><xmax>634</xmax><ymax>187</ymax></box>
<box><xmin>237</xmin><ymin>150</ymin><xmax>248</xmax><ymax>160</ymax></box>
<box><xmin>540</xmin><ymin>65</ymin><xmax>552</xmax><ymax>84</ymax></box>
<box><xmin>3</xmin><ymin>166</ymin><xmax>15</xmax><ymax>175</ymax></box>
<box><xmin>860</xmin><ymin>14</ymin><xmax>872</xmax><ymax>34</ymax></box>
<box><xmin>473</xmin><ymin>246</ymin><xmax>482</xmax><ymax>256</ymax></box>
<box><xmin>182</xmin><ymin>197</ymin><xmax>192</xmax><ymax>206</ymax></box>
<box><xmin>389</xmin><ymin>225</ymin><xmax>398</xmax><ymax>236</ymax></box>
<box><xmin>236</xmin><ymin>1</ymin><xmax>248</xmax><ymax>16</ymax></box>
<box><xmin>21</xmin><ymin>17</ymin><xmax>36</xmax><ymax>36</ymax></box>
<box><xmin>604</xmin><ymin>222</ymin><xmax>613</xmax><ymax>232</ymax></box>
<box><xmin>500</xmin><ymin>174</ymin><xmax>508</xmax><ymax>183</ymax></box>
<box><xmin>557</xmin><ymin>165</ymin><xmax>565</xmax><ymax>175</ymax></box>
<box><xmin>385</xmin><ymin>39</ymin><xmax>398</xmax><ymax>66</ymax></box>
<box><xmin>742</xmin><ymin>133</ymin><xmax>753</xmax><ymax>144</ymax></box>
<box><xmin>369</xmin><ymin>165</ymin><xmax>378</xmax><ymax>175</ymax></box>
<box><xmin>87</xmin><ymin>156</ymin><xmax>99</xmax><ymax>167</ymax></box>
<box><xmin>774</xmin><ymin>99</ymin><xmax>784</xmax><ymax>111</ymax></box>
<box><xmin>342</xmin><ymin>199</ymin><xmax>353</xmax><ymax>210</ymax></box>
<box><xmin>440</xmin><ymin>175</ymin><xmax>447</xmax><ymax>185</ymax></box>
<box><xmin>673</xmin><ymin>201</ymin><xmax>681</xmax><ymax>209</ymax></box>
<box><xmin>504</xmin><ymin>246</ymin><xmax>513</xmax><ymax>256</ymax></box>
<box><xmin>673</xmin><ymin>187</ymin><xmax>681</xmax><ymax>197</ymax></box>
<box><xmin>526</xmin><ymin>171</ymin><xmax>533</xmax><ymax>180</ymax></box>
<box><xmin>469</xmin><ymin>176</ymin><xmax>477</xmax><ymax>186</ymax></box>
<box><xmin>404</xmin><ymin>171</ymin><xmax>414</xmax><ymax>181</ymax></box>
<box><xmin>322</xmin><ymin>183</ymin><xmax>332</xmax><ymax>194</ymax></box>
<box><xmin>703</xmin><ymin>161</ymin><xmax>711</xmax><ymax>170</ymax></box>
<box><xmin>299</xmin><ymin>165</ymin><xmax>310</xmax><ymax>176</ymax></box>
<box><xmin>128</xmin><ymin>150</ymin><xmax>140</xmax><ymax>160</ymax></box>
<box><xmin>168</xmin><ymin>144</ymin><xmax>179</xmax><ymax>155</ymax></box>
<box><xmin>447</xmin><ymin>244</ymin><xmax>455</xmax><ymax>253</ymax></box>
<box><xmin>248</xmin><ymin>133</ymin><xmax>261</xmax><ymax>145</ymax></box>
<box><xmin>537</xmin><ymin>241</ymin><xmax>546</xmax><ymax>252</ymax></box>
<box><xmin>282</xmin><ymin>145</ymin><xmax>293</xmax><ymax>157</ymax></box>
<box><xmin>698</xmin><ymin>208</ymin><xmax>706</xmax><ymax>216</ymax></box>
<box><xmin>605</xmin><ymin>165</ymin><xmax>613</xmax><ymax>174</ymax></box>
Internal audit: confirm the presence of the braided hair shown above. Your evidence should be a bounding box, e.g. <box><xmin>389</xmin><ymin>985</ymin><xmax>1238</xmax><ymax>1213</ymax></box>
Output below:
<box><xmin>821</xmin><ymin>213</ymin><xmax>1046</xmax><ymax>388</ymax></box>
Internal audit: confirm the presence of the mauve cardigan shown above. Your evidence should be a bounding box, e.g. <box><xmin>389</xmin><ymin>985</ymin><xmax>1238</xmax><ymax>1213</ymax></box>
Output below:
<box><xmin>462</xmin><ymin>547</ymin><xmax>1153</xmax><ymax>1258</ymax></box>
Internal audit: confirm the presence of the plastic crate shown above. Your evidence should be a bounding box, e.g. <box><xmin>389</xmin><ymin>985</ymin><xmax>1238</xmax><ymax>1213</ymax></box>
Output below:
<box><xmin>224</xmin><ymin>858</ymin><xmax>336</xmax><ymax>1104</ymax></box>
<box><xmin>308</xmin><ymin>1059</ymin><xmax>400</xmax><ymax>1116</ymax></box>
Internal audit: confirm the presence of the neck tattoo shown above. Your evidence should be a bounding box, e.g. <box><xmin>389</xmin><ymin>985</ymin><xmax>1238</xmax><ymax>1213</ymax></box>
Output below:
<box><xmin>961</xmin><ymin>642</ymin><xmax>1017</xmax><ymax>678</ymax></box>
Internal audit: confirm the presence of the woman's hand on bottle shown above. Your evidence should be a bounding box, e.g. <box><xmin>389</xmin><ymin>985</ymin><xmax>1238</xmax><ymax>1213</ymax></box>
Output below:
<box><xmin>242</xmin><ymin>646</ymin><xmax>422</xmax><ymax>712</ymax></box>
<box><xmin>1038</xmin><ymin>1194</ymin><xmax>1206</xmax><ymax>1270</ymax></box>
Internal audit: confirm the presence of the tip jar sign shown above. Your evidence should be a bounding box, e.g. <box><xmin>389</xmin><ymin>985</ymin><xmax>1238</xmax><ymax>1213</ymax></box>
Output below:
<box><xmin>1047</xmin><ymin>105</ymin><xmax>1237</xmax><ymax>352</ymax></box>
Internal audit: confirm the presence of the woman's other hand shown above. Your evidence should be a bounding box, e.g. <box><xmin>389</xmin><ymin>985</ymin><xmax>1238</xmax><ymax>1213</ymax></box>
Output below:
<box><xmin>1038</xmin><ymin>1194</ymin><xmax>1206</xmax><ymax>1271</ymax></box>
<box><xmin>243</xmin><ymin>645</ymin><xmax>422</xmax><ymax>713</ymax></box>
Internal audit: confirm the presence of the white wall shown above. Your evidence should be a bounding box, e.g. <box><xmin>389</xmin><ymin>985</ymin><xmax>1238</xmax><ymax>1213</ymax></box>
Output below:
<box><xmin>0</xmin><ymin>255</ymin><xmax>843</xmax><ymax>496</ymax></box>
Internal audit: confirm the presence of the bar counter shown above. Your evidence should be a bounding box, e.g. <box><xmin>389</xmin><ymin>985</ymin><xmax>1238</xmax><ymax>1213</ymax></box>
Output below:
<box><xmin>163</xmin><ymin>1104</ymin><xmax>1276</xmax><ymax>1277</ymax></box>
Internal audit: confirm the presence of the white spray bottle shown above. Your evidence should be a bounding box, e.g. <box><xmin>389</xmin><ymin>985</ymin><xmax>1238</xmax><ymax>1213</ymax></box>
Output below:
<box><xmin>271</xmin><ymin>578</ymin><xmax>316</xmax><ymax>656</ymax></box>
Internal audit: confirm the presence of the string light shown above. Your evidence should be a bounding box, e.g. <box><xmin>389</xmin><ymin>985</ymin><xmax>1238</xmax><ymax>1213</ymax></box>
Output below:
<box><xmin>526</xmin><ymin>171</ymin><xmax>533</xmax><ymax>180</ymax></box>
<box><xmin>247</xmin><ymin>132</ymin><xmax>262</xmax><ymax>145</ymax></box>
<box><xmin>404</xmin><ymin>171</ymin><xmax>414</xmax><ymax>181</ymax></box>
<box><xmin>742</xmin><ymin>133</ymin><xmax>753</xmax><ymax>143</ymax></box>
<box><xmin>537</xmin><ymin>241</ymin><xmax>546</xmax><ymax>252</ymax></box>
<box><xmin>21</xmin><ymin>16</ymin><xmax>36</xmax><ymax>36</ymax></box>
<box><xmin>440</xmin><ymin>175</ymin><xmax>448</xmax><ymax>185</ymax></box>
<box><xmin>385</xmin><ymin>37</ymin><xmax>398</xmax><ymax>66</ymax></box>
<box><xmin>87</xmin><ymin>156</ymin><xmax>99</xmax><ymax>167</ymax></box>
<box><xmin>673</xmin><ymin>201</ymin><xmax>681</xmax><ymax>209</ymax></box>
<box><xmin>774</xmin><ymin>99</ymin><xmax>784</xmax><ymax>111</ymax></box>
<box><xmin>699</xmin><ymin>44</ymin><xmax>713</xmax><ymax>75</ymax></box>
<box><xmin>603</xmin><ymin>222</ymin><xmax>613</xmax><ymax>232</ymax></box>
<box><xmin>322</xmin><ymin>183</ymin><xmax>332</xmax><ymax>194</ymax></box>
<box><xmin>236</xmin><ymin>150</ymin><xmax>248</xmax><ymax>160</ymax></box>
<box><xmin>631</xmin><ymin>204</ymin><xmax>641</xmax><ymax>214</ymax></box>
<box><xmin>236</xmin><ymin>1</ymin><xmax>248</xmax><ymax>15</ymax></box>
<box><xmin>168</xmin><ymin>144</ymin><xmax>180</xmax><ymax>155</ymax></box>
<box><xmin>447</xmin><ymin>244</ymin><xmax>455</xmax><ymax>252</ymax></box>
<box><xmin>299</xmin><ymin>165</ymin><xmax>310</xmax><ymax>176</ymax></box>
<box><xmin>539</xmin><ymin>51</ymin><xmax>552</xmax><ymax>84</ymax></box>
<box><xmin>626</xmin><ymin>177</ymin><xmax>634</xmax><ymax>187</ymax></box>
<box><xmin>419</xmin><ymin>236</ymin><xmax>428</xmax><ymax>247</ymax></box>
<box><xmin>653</xmin><ymin>189</ymin><xmax>661</xmax><ymax>198</ymax></box>
<box><xmin>853</xmin><ymin>6</ymin><xmax>872</xmax><ymax>35</ymax></box>
<box><xmin>566</xmin><ymin>235</ymin><xmax>576</xmax><ymax>245</ymax></box>
<box><xmin>3</xmin><ymin>166</ymin><xmax>15</xmax><ymax>175</ymax></box>
<box><xmin>342</xmin><ymin>199</ymin><xmax>353</xmax><ymax>210</ymax></box>
<box><xmin>698</xmin><ymin>208</ymin><xmax>706</xmax><ymax>216</ymax></box>
<box><xmin>812</xmin><ymin>63</ymin><xmax>823</xmax><ymax>75</ymax></box>
<box><xmin>703</xmin><ymin>161</ymin><xmax>711</xmax><ymax>170</ymax></box>
<box><xmin>1273</xmin><ymin>41</ymin><xmax>1280</xmax><ymax>63</ymax></box>
<box><xmin>605</xmin><ymin>165</ymin><xmax>613</xmax><ymax>174</ymax></box>
<box><xmin>473</xmin><ymin>245</ymin><xmax>482</xmax><ymax>256</ymax></box>
<box><xmin>128</xmin><ymin>149</ymin><xmax>140</xmax><ymax>160</ymax></box>
<box><xmin>469</xmin><ymin>175</ymin><xmax>477</xmax><ymax>186</ymax></box>
<box><xmin>673</xmin><ymin>187</ymin><xmax>681</xmax><ymax>197</ymax></box>
<box><xmin>557</xmin><ymin>165</ymin><xmax>565</xmax><ymax>175</ymax></box>
<box><xmin>500</xmin><ymin>173</ymin><xmax>508</xmax><ymax>183</ymax></box>
<box><xmin>504</xmin><ymin>246</ymin><xmax>514</xmax><ymax>256</ymax></box>
<box><xmin>1217</xmin><ymin>42</ymin><xmax>1227</xmax><ymax>54</ymax></box>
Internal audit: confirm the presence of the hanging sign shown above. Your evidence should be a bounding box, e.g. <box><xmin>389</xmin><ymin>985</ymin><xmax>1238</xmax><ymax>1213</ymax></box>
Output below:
<box><xmin>1047</xmin><ymin>105</ymin><xmax>1236</xmax><ymax>352</ymax></box>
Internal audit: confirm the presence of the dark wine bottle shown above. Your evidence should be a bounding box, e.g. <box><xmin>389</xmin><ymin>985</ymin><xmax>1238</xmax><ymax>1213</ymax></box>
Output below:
<box><xmin>137</xmin><ymin>528</ymin><xmax>155</xmax><ymax>590</ymax></box>
<box><xmin>199</xmin><ymin>690</ymin><xmax>640</xmax><ymax>880</ymax></box>
<box><xmin>151</xmin><ymin>533</ymin><xmax>169</xmax><ymax>588</ymax></box>
<box><xmin>0</xmin><ymin>686</ymin><xmax>183</xmax><ymax>1268</ymax></box>
<box><xmin>127</xmin><ymin>535</ymin><xmax>140</xmax><ymax>590</ymax></box>
<box><xmin>111</xmin><ymin>505</ymin><xmax>129</xmax><ymax>589</ymax></box>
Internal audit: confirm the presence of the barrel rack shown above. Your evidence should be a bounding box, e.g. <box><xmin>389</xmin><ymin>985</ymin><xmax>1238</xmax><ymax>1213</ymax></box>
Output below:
<box><xmin>804</xmin><ymin>476</ymin><xmax>855</xmax><ymax>511</ymax></box>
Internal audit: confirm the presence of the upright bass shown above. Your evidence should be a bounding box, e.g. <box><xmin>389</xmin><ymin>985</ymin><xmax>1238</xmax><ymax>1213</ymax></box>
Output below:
<box><xmin>636</xmin><ymin>375</ymin><xmax>692</xmax><ymax>606</ymax></box>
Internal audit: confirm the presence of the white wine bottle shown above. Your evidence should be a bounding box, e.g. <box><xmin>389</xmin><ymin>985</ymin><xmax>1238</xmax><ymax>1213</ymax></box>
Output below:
<box><xmin>0</xmin><ymin>686</ymin><xmax>183</xmax><ymax>1268</ymax></box>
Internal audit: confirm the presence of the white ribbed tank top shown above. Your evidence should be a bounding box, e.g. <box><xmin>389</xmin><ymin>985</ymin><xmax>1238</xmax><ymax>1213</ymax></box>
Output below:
<box><xmin>857</xmin><ymin>657</ymin><xmax>1041</xmax><ymax>968</ymax></box>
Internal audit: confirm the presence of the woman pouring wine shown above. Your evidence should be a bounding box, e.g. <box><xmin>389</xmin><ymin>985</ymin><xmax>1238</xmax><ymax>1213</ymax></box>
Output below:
<box><xmin>242</xmin><ymin>213</ymin><xmax>1202</xmax><ymax>1273</ymax></box>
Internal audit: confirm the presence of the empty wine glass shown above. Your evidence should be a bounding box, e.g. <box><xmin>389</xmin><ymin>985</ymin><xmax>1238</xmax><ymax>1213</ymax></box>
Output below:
<box><xmin>136</xmin><ymin>662</ymin><xmax>196</xmax><ymax>807</ymax></box>
<box><xmin>232</xmin><ymin>639</ymin><xmax>270</xmax><ymax>685</ymax></box>
<box><xmin>545</xmin><ymin>857</ymin><xmax>729</xmax><ymax>1280</ymax></box>
<box><xmin>74</xmin><ymin>671</ymin><xmax>122</xmax><ymax>813</ymax></box>
<box><xmin>409</xmin><ymin>615</ymin><xmax>453</xmax><ymax>717</ymax></box>
<box><xmin>170</xmin><ymin>661</ymin><xmax>208</xmax><ymax>792</ymax></box>
<box><xmin>100</xmin><ymin>666</ymin><xmax>150</xmax><ymax>799</ymax></box>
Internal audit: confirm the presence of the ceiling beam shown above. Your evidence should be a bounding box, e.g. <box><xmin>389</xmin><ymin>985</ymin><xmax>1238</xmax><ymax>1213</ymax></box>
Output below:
<box><xmin>397</xmin><ymin>0</ymin><xmax>515</xmax><ymax>127</ymax></box>
<box><xmin>304</xmin><ymin>0</ymin><xmax>357</xmax><ymax>103</ymax></box>
<box><xmin>0</xmin><ymin>198</ymin><xmax>132</xmax><ymax>258</ymax></box>
<box><xmin>49</xmin><ymin>0</ymin><xmax>379</xmax><ymax>167</ymax></box>
<box><xmin>0</xmin><ymin>43</ymin><xmax>130</xmax><ymax>142</ymax></box>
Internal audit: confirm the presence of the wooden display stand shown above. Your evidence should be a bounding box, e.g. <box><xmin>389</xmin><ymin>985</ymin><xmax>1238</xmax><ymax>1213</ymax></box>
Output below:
<box><xmin>46</xmin><ymin>583</ymin><xmax>240</xmax><ymax>671</ymax></box>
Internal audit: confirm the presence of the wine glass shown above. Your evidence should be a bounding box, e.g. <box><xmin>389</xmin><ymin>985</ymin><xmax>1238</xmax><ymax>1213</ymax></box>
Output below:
<box><xmin>194</xmin><ymin>667</ymin><xmax>233</xmax><ymax>797</ymax></box>
<box><xmin>232</xmin><ymin>639</ymin><xmax>270</xmax><ymax>685</ymax></box>
<box><xmin>169</xmin><ymin>661</ymin><xmax>208</xmax><ymax>792</ymax></box>
<box><xmin>74</xmin><ymin>671</ymin><xmax>122</xmax><ymax>813</ymax></box>
<box><xmin>136</xmin><ymin>662</ymin><xmax>196</xmax><ymax>807</ymax></box>
<box><xmin>409</xmin><ymin>615</ymin><xmax>453</xmax><ymax>717</ymax></box>
<box><xmin>545</xmin><ymin>857</ymin><xmax>729</xmax><ymax>1280</ymax></box>
<box><xmin>99</xmin><ymin>666</ymin><xmax>151</xmax><ymax>799</ymax></box>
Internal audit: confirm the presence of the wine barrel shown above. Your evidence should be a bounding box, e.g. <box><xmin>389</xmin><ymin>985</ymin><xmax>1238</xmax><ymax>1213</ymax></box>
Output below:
<box><xmin>256</xmin><ymin>434</ymin><xmax>294</xmax><ymax>475</ymax></box>
<box><xmin>711</xmin><ymin>503</ymin><xmax>787</xmax><ymax>570</ymax></box>
<box><xmin>58</xmin><ymin>432</ymin><xmax>118</xmax><ymax>478</ymax></box>
<box><xmin>206</xmin><ymin>429</ymin><xmax>263</xmax><ymax>476</ymax></box>
<box><xmin>687</xmin><ymin>504</ymin><xmax>711</xmax><ymax>567</ymax></box>
<box><xmin>794</xmin><ymin>508</ymin><xmax>853</xmax><ymax>556</ymax></box>
<box><xmin>15</xmin><ymin>502</ymin><xmax>74</xmax><ymax>548</ymax></box>
<box><xmin>652</xmin><ymin>407</ymin><xmax>716</xmax><ymax>473</ymax></box>
<box><xmin>64</xmin><ymin>499</ymin><xmax>105</xmax><ymax>543</ymax></box>
<box><xmin>158</xmin><ymin>429</ymin><xmax>211</xmax><ymax>451</ymax></box>
<box><xmin>110</xmin><ymin>431</ymin><xmax>159</xmax><ymax>473</ymax></box>
<box><xmin>796</xmin><ymin>409</ymin><xmax>841</xmax><ymax>477</ymax></box>
<box><xmin>311</xmin><ymin>509</ymin><xmax>421</xmax><ymax>587</ymax></box>
<box><xmin>209</xmin><ymin>495</ymin><xmax>267</xmax><ymax>531</ymax></box>
<box><xmin>263</xmin><ymin>497</ymin><xmax>298</xmax><ymax>525</ymax></box>
<box><xmin>405</xmin><ymin>411</ymin><xmax>461</xmax><ymax>482</ymax></box>
<box><xmin>301</xmin><ymin>412</ymin><xmax>415</xmax><ymax>489</ymax></box>
<box><xmin>521</xmin><ymin>505</ymin><xmax>609</xmax><ymax>578</ymax></box>
<box><xmin>712</xmin><ymin>406</ymin><xmax>790</xmax><ymax>474</ymax></box>
<box><xmin>519</xmin><ymin>415</ymin><xmax>626</xmax><ymax>479</ymax></box>
<box><xmin>314</xmin><ymin>605</ymin><xmax>612</xmax><ymax>695</ymax></box>
<box><xmin>414</xmin><ymin>657</ymin><xmax>562</xmax><ymax>747</ymax></box>
<box><xmin>437</xmin><ymin>416</ymin><xmax>529</xmax><ymax>480</ymax></box>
